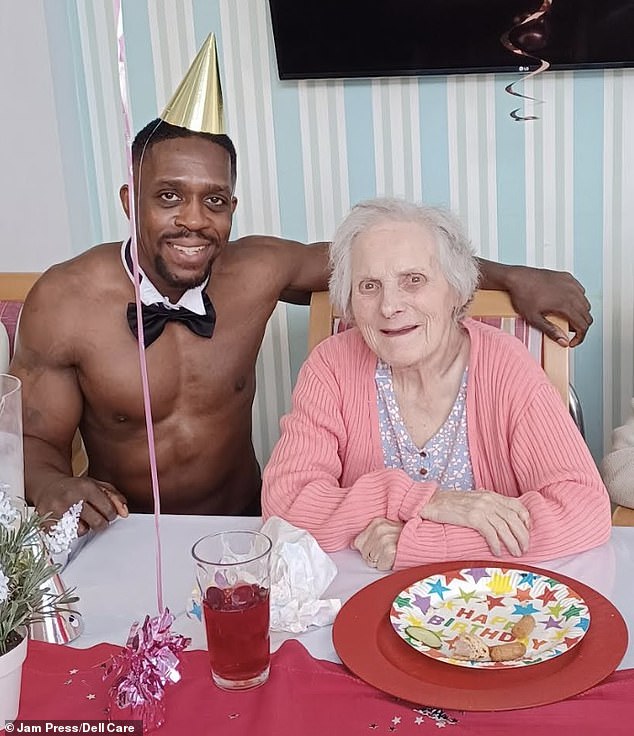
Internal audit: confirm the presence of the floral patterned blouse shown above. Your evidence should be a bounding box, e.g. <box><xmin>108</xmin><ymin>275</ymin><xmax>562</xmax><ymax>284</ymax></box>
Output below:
<box><xmin>375</xmin><ymin>359</ymin><xmax>475</xmax><ymax>490</ymax></box>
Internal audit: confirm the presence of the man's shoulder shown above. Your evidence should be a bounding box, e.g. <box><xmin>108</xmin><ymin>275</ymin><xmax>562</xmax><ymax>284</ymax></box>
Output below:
<box><xmin>229</xmin><ymin>234</ymin><xmax>305</xmax><ymax>249</ymax></box>
<box><xmin>224</xmin><ymin>234</ymin><xmax>306</xmax><ymax>263</ymax></box>
<box><xmin>14</xmin><ymin>243</ymin><xmax>126</xmax><ymax>359</ymax></box>
<box><xmin>35</xmin><ymin>242</ymin><xmax>124</xmax><ymax>291</ymax></box>
<box><xmin>214</xmin><ymin>236</ymin><xmax>312</xmax><ymax>293</ymax></box>
<box><xmin>26</xmin><ymin>242</ymin><xmax>126</xmax><ymax>313</ymax></box>
<box><xmin>226</xmin><ymin>233</ymin><xmax>329</xmax><ymax>258</ymax></box>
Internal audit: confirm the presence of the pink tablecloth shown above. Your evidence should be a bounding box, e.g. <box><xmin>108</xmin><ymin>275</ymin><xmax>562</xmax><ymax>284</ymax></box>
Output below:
<box><xmin>10</xmin><ymin>639</ymin><xmax>634</xmax><ymax>734</ymax></box>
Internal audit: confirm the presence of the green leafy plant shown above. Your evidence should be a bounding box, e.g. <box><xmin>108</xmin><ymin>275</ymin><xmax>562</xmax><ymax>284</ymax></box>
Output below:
<box><xmin>0</xmin><ymin>499</ymin><xmax>79</xmax><ymax>656</ymax></box>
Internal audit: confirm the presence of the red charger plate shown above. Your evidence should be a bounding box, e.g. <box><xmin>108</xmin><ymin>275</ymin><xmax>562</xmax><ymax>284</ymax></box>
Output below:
<box><xmin>333</xmin><ymin>559</ymin><xmax>628</xmax><ymax>711</ymax></box>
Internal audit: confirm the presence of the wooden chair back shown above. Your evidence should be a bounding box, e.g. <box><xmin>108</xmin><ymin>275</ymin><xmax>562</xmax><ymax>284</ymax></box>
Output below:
<box><xmin>0</xmin><ymin>272</ymin><xmax>41</xmax><ymax>301</ymax></box>
<box><xmin>611</xmin><ymin>505</ymin><xmax>634</xmax><ymax>527</ymax></box>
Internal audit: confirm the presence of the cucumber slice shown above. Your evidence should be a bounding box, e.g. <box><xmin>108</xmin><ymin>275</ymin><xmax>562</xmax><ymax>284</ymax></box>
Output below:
<box><xmin>405</xmin><ymin>626</ymin><xmax>442</xmax><ymax>649</ymax></box>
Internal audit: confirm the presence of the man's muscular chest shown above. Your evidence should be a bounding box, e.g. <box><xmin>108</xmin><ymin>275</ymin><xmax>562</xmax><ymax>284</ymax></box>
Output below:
<box><xmin>77</xmin><ymin>313</ymin><xmax>264</xmax><ymax>426</ymax></box>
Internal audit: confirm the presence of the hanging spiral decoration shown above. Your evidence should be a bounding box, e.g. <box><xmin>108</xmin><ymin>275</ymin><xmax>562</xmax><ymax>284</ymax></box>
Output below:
<box><xmin>500</xmin><ymin>1</ymin><xmax>553</xmax><ymax>121</ymax></box>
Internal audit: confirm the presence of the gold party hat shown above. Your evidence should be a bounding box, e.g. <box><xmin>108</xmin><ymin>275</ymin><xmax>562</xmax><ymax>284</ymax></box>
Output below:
<box><xmin>160</xmin><ymin>33</ymin><xmax>225</xmax><ymax>134</ymax></box>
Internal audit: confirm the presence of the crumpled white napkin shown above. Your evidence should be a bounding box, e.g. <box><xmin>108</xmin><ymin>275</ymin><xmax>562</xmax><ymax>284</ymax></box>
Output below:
<box><xmin>261</xmin><ymin>516</ymin><xmax>341</xmax><ymax>633</ymax></box>
<box><xmin>186</xmin><ymin>518</ymin><xmax>341</xmax><ymax>632</ymax></box>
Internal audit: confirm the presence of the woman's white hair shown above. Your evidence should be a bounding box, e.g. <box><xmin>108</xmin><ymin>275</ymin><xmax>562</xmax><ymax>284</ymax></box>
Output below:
<box><xmin>328</xmin><ymin>197</ymin><xmax>480</xmax><ymax>321</ymax></box>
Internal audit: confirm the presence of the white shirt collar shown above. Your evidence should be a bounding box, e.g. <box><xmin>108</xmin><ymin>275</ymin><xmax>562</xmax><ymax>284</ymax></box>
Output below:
<box><xmin>120</xmin><ymin>241</ymin><xmax>208</xmax><ymax>315</ymax></box>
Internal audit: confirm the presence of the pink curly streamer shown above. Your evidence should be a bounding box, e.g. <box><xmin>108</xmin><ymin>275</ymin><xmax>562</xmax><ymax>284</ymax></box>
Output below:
<box><xmin>114</xmin><ymin>0</ymin><xmax>164</xmax><ymax>614</ymax></box>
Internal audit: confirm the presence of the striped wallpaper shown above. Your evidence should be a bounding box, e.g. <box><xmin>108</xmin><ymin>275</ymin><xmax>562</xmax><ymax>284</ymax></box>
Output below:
<box><xmin>44</xmin><ymin>0</ymin><xmax>634</xmax><ymax>465</ymax></box>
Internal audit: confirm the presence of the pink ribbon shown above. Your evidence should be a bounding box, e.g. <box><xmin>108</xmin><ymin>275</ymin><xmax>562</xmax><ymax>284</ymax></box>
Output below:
<box><xmin>114</xmin><ymin>0</ymin><xmax>164</xmax><ymax>612</ymax></box>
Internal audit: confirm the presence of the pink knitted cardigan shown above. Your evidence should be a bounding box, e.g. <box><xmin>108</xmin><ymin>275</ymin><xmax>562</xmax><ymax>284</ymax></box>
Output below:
<box><xmin>262</xmin><ymin>319</ymin><xmax>611</xmax><ymax>568</ymax></box>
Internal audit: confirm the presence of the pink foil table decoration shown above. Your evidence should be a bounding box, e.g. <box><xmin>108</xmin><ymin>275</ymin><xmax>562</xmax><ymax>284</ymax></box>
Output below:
<box><xmin>104</xmin><ymin>609</ymin><xmax>191</xmax><ymax>732</ymax></box>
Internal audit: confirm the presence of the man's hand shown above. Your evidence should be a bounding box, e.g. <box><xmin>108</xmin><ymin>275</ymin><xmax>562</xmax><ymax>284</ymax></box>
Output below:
<box><xmin>420</xmin><ymin>490</ymin><xmax>531</xmax><ymax>557</ymax></box>
<box><xmin>497</xmin><ymin>264</ymin><xmax>592</xmax><ymax>347</ymax></box>
<box><xmin>352</xmin><ymin>518</ymin><xmax>404</xmax><ymax>571</ymax></box>
<box><xmin>37</xmin><ymin>477</ymin><xmax>128</xmax><ymax>535</ymax></box>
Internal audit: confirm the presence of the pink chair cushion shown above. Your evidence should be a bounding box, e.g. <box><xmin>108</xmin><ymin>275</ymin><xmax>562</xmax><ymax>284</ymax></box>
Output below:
<box><xmin>472</xmin><ymin>316</ymin><xmax>542</xmax><ymax>363</ymax></box>
<box><xmin>0</xmin><ymin>300</ymin><xmax>23</xmax><ymax>359</ymax></box>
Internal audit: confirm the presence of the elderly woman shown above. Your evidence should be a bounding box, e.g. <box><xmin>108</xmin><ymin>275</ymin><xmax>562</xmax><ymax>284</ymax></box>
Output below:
<box><xmin>262</xmin><ymin>198</ymin><xmax>611</xmax><ymax>570</ymax></box>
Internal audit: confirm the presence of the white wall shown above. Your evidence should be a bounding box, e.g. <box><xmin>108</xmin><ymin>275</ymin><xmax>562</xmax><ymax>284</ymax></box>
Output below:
<box><xmin>0</xmin><ymin>0</ymin><xmax>73</xmax><ymax>270</ymax></box>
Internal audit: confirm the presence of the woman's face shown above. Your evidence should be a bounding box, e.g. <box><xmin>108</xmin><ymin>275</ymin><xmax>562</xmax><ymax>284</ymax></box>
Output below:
<box><xmin>350</xmin><ymin>219</ymin><xmax>461</xmax><ymax>369</ymax></box>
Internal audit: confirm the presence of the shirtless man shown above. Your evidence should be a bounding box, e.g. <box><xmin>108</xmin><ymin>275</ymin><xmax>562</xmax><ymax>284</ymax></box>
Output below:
<box><xmin>10</xmin><ymin>120</ymin><xmax>592</xmax><ymax>533</ymax></box>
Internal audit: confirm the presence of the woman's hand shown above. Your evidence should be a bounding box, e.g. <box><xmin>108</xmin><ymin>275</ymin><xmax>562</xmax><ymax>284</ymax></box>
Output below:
<box><xmin>352</xmin><ymin>518</ymin><xmax>404</xmax><ymax>570</ymax></box>
<box><xmin>420</xmin><ymin>490</ymin><xmax>531</xmax><ymax>557</ymax></box>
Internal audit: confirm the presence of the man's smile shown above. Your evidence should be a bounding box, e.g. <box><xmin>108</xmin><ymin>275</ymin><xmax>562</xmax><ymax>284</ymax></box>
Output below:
<box><xmin>170</xmin><ymin>243</ymin><xmax>208</xmax><ymax>256</ymax></box>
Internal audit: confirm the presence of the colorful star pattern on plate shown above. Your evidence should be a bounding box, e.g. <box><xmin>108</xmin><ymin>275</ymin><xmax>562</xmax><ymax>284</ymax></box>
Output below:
<box><xmin>485</xmin><ymin>595</ymin><xmax>506</xmax><ymax>611</ymax></box>
<box><xmin>427</xmin><ymin>579</ymin><xmax>451</xmax><ymax>599</ymax></box>
<box><xmin>390</xmin><ymin>567</ymin><xmax>590</xmax><ymax>670</ymax></box>
<box><xmin>537</xmin><ymin>586</ymin><xmax>558</xmax><ymax>606</ymax></box>
<box><xmin>512</xmin><ymin>603</ymin><xmax>540</xmax><ymax>616</ymax></box>
<box><xmin>514</xmin><ymin>586</ymin><xmax>534</xmax><ymax>603</ymax></box>
<box><xmin>411</xmin><ymin>593</ymin><xmax>432</xmax><ymax>614</ymax></box>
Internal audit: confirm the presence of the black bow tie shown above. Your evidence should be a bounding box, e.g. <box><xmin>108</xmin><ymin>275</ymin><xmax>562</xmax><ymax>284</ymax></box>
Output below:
<box><xmin>126</xmin><ymin>295</ymin><xmax>216</xmax><ymax>348</ymax></box>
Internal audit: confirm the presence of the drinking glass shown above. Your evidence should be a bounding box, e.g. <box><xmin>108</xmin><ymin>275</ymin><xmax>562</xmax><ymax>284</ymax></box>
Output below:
<box><xmin>192</xmin><ymin>530</ymin><xmax>272</xmax><ymax>690</ymax></box>
<box><xmin>0</xmin><ymin>374</ymin><xmax>24</xmax><ymax>500</ymax></box>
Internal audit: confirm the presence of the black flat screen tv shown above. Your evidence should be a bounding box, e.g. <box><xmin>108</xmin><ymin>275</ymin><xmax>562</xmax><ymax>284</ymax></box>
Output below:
<box><xmin>269</xmin><ymin>0</ymin><xmax>634</xmax><ymax>80</ymax></box>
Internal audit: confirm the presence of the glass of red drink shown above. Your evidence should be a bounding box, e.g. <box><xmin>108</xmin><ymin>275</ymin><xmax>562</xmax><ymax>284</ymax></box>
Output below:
<box><xmin>192</xmin><ymin>530</ymin><xmax>272</xmax><ymax>690</ymax></box>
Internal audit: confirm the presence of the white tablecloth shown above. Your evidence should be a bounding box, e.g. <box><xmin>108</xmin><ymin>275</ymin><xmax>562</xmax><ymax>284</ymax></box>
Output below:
<box><xmin>62</xmin><ymin>515</ymin><xmax>634</xmax><ymax>669</ymax></box>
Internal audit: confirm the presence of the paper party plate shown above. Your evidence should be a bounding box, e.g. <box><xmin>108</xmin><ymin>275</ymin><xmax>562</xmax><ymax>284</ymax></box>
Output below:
<box><xmin>390</xmin><ymin>566</ymin><xmax>590</xmax><ymax>669</ymax></box>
